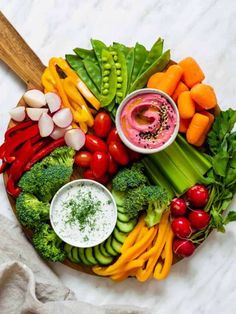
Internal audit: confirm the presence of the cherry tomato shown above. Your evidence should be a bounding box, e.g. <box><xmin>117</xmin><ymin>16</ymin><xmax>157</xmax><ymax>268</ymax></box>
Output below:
<box><xmin>74</xmin><ymin>151</ymin><xmax>92</xmax><ymax>168</ymax></box>
<box><xmin>97</xmin><ymin>174</ymin><xmax>110</xmax><ymax>185</ymax></box>
<box><xmin>94</xmin><ymin>112</ymin><xmax>112</xmax><ymax>138</ymax></box>
<box><xmin>173</xmin><ymin>239</ymin><xmax>195</xmax><ymax>257</ymax></box>
<box><xmin>170</xmin><ymin>198</ymin><xmax>188</xmax><ymax>217</ymax></box>
<box><xmin>83</xmin><ymin>169</ymin><xmax>96</xmax><ymax>180</ymax></box>
<box><xmin>127</xmin><ymin>149</ymin><xmax>141</xmax><ymax>162</ymax></box>
<box><xmin>187</xmin><ymin>184</ymin><xmax>209</xmax><ymax>208</ymax></box>
<box><xmin>108</xmin><ymin>153</ymin><xmax>118</xmax><ymax>175</ymax></box>
<box><xmin>107</xmin><ymin>128</ymin><xmax>121</xmax><ymax>145</ymax></box>
<box><xmin>85</xmin><ymin>134</ymin><xmax>107</xmax><ymax>152</ymax></box>
<box><xmin>189</xmin><ymin>210</ymin><xmax>210</xmax><ymax>230</ymax></box>
<box><xmin>108</xmin><ymin>141</ymin><xmax>129</xmax><ymax>166</ymax></box>
<box><xmin>171</xmin><ymin>217</ymin><xmax>192</xmax><ymax>238</ymax></box>
<box><xmin>90</xmin><ymin>151</ymin><xmax>109</xmax><ymax>178</ymax></box>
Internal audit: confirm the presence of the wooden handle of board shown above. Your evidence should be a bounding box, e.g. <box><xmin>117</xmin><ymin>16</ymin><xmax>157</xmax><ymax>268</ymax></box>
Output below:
<box><xmin>0</xmin><ymin>12</ymin><xmax>45</xmax><ymax>89</ymax></box>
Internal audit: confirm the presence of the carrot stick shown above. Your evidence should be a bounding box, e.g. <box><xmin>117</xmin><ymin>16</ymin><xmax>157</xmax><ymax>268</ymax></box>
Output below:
<box><xmin>190</xmin><ymin>83</ymin><xmax>217</xmax><ymax>110</ymax></box>
<box><xmin>179</xmin><ymin>118</ymin><xmax>192</xmax><ymax>133</ymax></box>
<box><xmin>172</xmin><ymin>81</ymin><xmax>189</xmax><ymax>102</ymax></box>
<box><xmin>178</xmin><ymin>57</ymin><xmax>205</xmax><ymax>88</ymax></box>
<box><xmin>186</xmin><ymin>113</ymin><xmax>209</xmax><ymax>146</ymax></box>
<box><xmin>177</xmin><ymin>91</ymin><xmax>195</xmax><ymax>119</ymax></box>
<box><xmin>147</xmin><ymin>72</ymin><xmax>165</xmax><ymax>88</ymax></box>
<box><xmin>194</xmin><ymin>111</ymin><xmax>215</xmax><ymax>146</ymax></box>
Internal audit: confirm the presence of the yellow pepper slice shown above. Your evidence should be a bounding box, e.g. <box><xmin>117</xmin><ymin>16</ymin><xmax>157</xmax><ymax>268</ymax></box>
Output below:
<box><xmin>41</xmin><ymin>68</ymin><xmax>56</xmax><ymax>92</ymax></box>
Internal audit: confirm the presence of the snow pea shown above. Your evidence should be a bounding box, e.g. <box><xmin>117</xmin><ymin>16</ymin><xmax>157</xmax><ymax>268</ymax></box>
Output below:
<box><xmin>112</xmin><ymin>42</ymin><xmax>130</xmax><ymax>57</ymax></box>
<box><xmin>83</xmin><ymin>59</ymin><xmax>102</xmax><ymax>91</ymax></box>
<box><xmin>91</xmin><ymin>39</ymin><xmax>107</xmax><ymax>66</ymax></box>
<box><xmin>74</xmin><ymin>47</ymin><xmax>96</xmax><ymax>60</ymax></box>
<box><xmin>65</xmin><ymin>54</ymin><xmax>100</xmax><ymax>99</ymax></box>
<box><xmin>126</xmin><ymin>48</ymin><xmax>135</xmax><ymax>93</ymax></box>
<box><xmin>100</xmin><ymin>49</ymin><xmax>117</xmax><ymax>107</ymax></box>
<box><xmin>130</xmin><ymin>43</ymin><xmax>148</xmax><ymax>87</ymax></box>
<box><xmin>139</xmin><ymin>38</ymin><xmax>164</xmax><ymax>75</ymax></box>
<box><xmin>129</xmin><ymin>49</ymin><xmax>170</xmax><ymax>92</ymax></box>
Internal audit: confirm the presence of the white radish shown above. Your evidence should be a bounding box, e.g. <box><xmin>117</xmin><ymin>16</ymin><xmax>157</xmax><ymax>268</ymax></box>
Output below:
<box><xmin>26</xmin><ymin>108</ymin><xmax>48</xmax><ymax>121</ymax></box>
<box><xmin>23</xmin><ymin>89</ymin><xmax>46</xmax><ymax>108</ymax></box>
<box><xmin>45</xmin><ymin>92</ymin><xmax>61</xmax><ymax>113</ymax></box>
<box><xmin>50</xmin><ymin>126</ymin><xmax>72</xmax><ymax>140</ymax></box>
<box><xmin>64</xmin><ymin>128</ymin><xmax>85</xmax><ymax>151</ymax></box>
<box><xmin>38</xmin><ymin>113</ymin><xmax>54</xmax><ymax>137</ymax></box>
<box><xmin>52</xmin><ymin>108</ymin><xmax>73</xmax><ymax>128</ymax></box>
<box><xmin>9</xmin><ymin>106</ymin><xmax>26</xmax><ymax>122</ymax></box>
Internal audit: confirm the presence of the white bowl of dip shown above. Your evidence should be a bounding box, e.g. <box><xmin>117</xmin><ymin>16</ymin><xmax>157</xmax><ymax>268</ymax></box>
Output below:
<box><xmin>50</xmin><ymin>179</ymin><xmax>117</xmax><ymax>248</ymax></box>
<box><xmin>116</xmin><ymin>88</ymin><xmax>180</xmax><ymax>154</ymax></box>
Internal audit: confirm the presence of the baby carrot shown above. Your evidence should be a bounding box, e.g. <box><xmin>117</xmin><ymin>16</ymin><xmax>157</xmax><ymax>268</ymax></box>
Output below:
<box><xmin>154</xmin><ymin>65</ymin><xmax>183</xmax><ymax>96</ymax></box>
<box><xmin>186</xmin><ymin>113</ymin><xmax>209</xmax><ymax>146</ymax></box>
<box><xmin>178</xmin><ymin>57</ymin><xmax>205</xmax><ymax>88</ymax></box>
<box><xmin>179</xmin><ymin>118</ymin><xmax>192</xmax><ymax>133</ymax></box>
<box><xmin>194</xmin><ymin>111</ymin><xmax>215</xmax><ymax>146</ymax></box>
<box><xmin>177</xmin><ymin>91</ymin><xmax>195</xmax><ymax>119</ymax></box>
<box><xmin>147</xmin><ymin>72</ymin><xmax>165</xmax><ymax>88</ymax></box>
<box><xmin>172</xmin><ymin>81</ymin><xmax>189</xmax><ymax>102</ymax></box>
<box><xmin>190</xmin><ymin>83</ymin><xmax>217</xmax><ymax>110</ymax></box>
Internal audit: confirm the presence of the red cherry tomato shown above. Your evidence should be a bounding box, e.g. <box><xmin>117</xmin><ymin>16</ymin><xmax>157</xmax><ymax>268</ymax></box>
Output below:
<box><xmin>94</xmin><ymin>112</ymin><xmax>112</xmax><ymax>138</ymax></box>
<box><xmin>170</xmin><ymin>198</ymin><xmax>188</xmax><ymax>217</ymax></box>
<box><xmin>85</xmin><ymin>134</ymin><xmax>107</xmax><ymax>152</ymax></box>
<box><xmin>90</xmin><ymin>151</ymin><xmax>109</xmax><ymax>179</ymax></box>
<box><xmin>187</xmin><ymin>184</ymin><xmax>209</xmax><ymax>208</ymax></box>
<box><xmin>83</xmin><ymin>169</ymin><xmax>96</xmax><ymax>180</ymax></box>
<box><xmin>173</xmin><ymin>239</ymin><xmax>195</xmax><ymax>257</ymax></box>
<box><xmin>74</xmin><ymin>151</ymin><xmax>92</xmax><ymax>168</ymax></box>
<box><xmin>97</xmin><ymin>174</ymin><xmax>110</xmax><ymax>185</ymax></box>
<box><xmin>127</xmin><ymin>149</ymin><xmax>141</xmax><ymax>162</ymax></box>
<box><xmin>107</xmin><ymin>128</ymin><xmax>121</xmax><ymax>145</ymax></box>
<box><xmin>108</xmin><ymin>141</ymin><xmax>129</xmax><ymax>166</ymax></box>
<box><xmin>108</xmin><ymin>153</ymin><xmax>118</xmax><ymax>175</ymax></box>
<box><xmin>189</xmin><ymin>210</ymin><xmax>210</xmax><ymax>230</ymax></box>
<box><xmin>171</xmin><ymin>217</ymin><xmax>192</xmax><ymax>238</ymax></box>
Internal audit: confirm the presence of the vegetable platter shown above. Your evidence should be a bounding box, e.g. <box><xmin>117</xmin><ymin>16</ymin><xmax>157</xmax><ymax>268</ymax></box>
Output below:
<box><xmin>0</xmin><ymin>12</ymin><xmax>236</xmax><ymax>282</ymax></box>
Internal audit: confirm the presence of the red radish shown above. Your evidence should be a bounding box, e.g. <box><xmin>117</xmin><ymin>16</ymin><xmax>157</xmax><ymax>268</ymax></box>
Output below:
<box><xmin>45</xmin><ymin>92</ymin><xmax>61</xmax><ymax>113</ymax></box>
<box><xmin>83</xmin><ymin>169</ymin><xmax>96</xmax><ymax>180</ymax></box>
<box><xmin>23</xmin><ymin>89</ymin><xmax>46</xmax><ymax>108</ymax></box>
<box><xmin>189</xmin><ymin>210</ymin><xmax>210</xmax><ymax>230</ymax></box>
<box><xmin>26</xmin><ymin>108</ymin><xmax>48</xmax><ymax>121</ymax></box>
<box><xmin>9</xmin><ymin>106</ymin><xmax>26</xmax><ymax>122</ymax></box>
<box><xmin>53</xmin><ymin>108</ymin><xmax>73</xmax><ymax>128</ymax></box>
<box><xmin>170</xmin><ymin>198</ymin><xmax>188</xmax><ymax>217</ymax></box>
<box><xmin>90</xmin><ymin>151</ymin><xmax>109</xmax><ymax>178</ymax></box>
<box><xmin>75</xmin><ymin>151</ymin><xmax>92</xmax><ymax>168</ymax></box>
<box><xmin>171</xmin><ymin>217</ymin><xmax>192</xmax><ymax>238</ymax></box>
<box><xmin>187</xmin><ymin>184</ymin><xmax>209</xmax><ymax>208</ymax></box>
<box><xmin>64</xmin><ymin>128</ymin><xmax>85</xmax><ymax>151</ymax></box>
<box><xmin>50</xmin><ymin>126</ymin><xmax>72</xmax><ymax>140</ymax></box>
<box><xmin>173</xmin><ymin>239</ymin><xmax>195</xmax><ymax>257</ymax></box>
<box><xmin>38</xmin><ymin>112</ymin><xmax>54</xmax><ymax>137</ymax></box>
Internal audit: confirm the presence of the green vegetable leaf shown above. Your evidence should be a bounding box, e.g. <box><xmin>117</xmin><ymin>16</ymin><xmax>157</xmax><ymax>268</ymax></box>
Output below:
<box><xmin>223</xmin><ymin>211</ymin><xmax>236</xmax><ymax>225</ymax></box>
<box><xmin>210</xmin><ymin>208</ymin><xmax>225</xmax><ymax>233</ymax></box>
<box><xmin>212</xmin><ymin>151</ymin><xmax>229</xmax><ymax>177</ymax></box>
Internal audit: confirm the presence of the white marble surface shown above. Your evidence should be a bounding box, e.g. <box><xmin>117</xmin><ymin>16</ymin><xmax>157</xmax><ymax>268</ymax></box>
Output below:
<box><xmin>0</xmin><ymin>1</ymin><xmax>236</xmax><ymax>313</ymax></box>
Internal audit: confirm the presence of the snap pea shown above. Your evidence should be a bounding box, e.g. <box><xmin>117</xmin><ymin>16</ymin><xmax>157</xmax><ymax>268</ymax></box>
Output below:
<box><xmin>91</xmin><ymin>39</ymin><xmax>107</xmax><ymax>66</ymax></box>
<box><xmin>107</xmin><ymin>99</ymin><xmax>116</xmax><ymax>112</ymax></box>
<box><xmin>112</xmin><ymin>42</ymin><xmax>130</xmax><ymax>57</ymax></box>
<box><xmin>139</xmin><ymin>38</ymin><xmax>164</xmax><ymax>75</ymax></box>
<box><xmin>65</xmin><ymin>54</ymin><xmax>100</xmax><ymax>99</ymax></box>
<box><xmin>126</xmin><ymin>48</ymin><xmax>135</xmax><ymax>93</ymax></box>
<box><xmin>129</xmin><ymin>49</ymin><xmax>170</xmax><ymax>93</ymax></box>
<box><xmin>83</xmin><ymin>59</ymin><xmax>102</xmax><ymax>91</ymax></box>
<box><xmin>74</xmin><ymin>47</ymin><xmax>96</xmax><ymax>60</ymax></box>
<box><xmin>100</xmin><ymin>49</ymin><xmax>117</xmax><ymax>107</ymax></box>
<box><xmin>129</xmin><ymin>43</ymin><xmax>148</xmax><ymax>87</ymax></box>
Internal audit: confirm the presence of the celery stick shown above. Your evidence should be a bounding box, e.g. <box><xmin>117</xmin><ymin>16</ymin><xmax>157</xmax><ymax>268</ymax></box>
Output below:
<box><xmin>142</xmin><ymin>158</ymin><xmax>175</xmax><ymax>198</ymax></box>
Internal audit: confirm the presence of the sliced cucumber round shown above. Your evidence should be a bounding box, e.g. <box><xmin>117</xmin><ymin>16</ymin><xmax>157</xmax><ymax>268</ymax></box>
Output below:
<box><xmin>113</xmin><ymin>227</ymin><xmax>127</xmax><ymax>244</ymax></box>
<box><xmin>78</xmin><ymin>248</ymin><xmax>93</xmax><ymax>266</ymax></box>
<box><xmin>105</xmin><ymin>237</ymin><xmax>119</xmax><ymax>257</ymax></box>
<box><xmin>117</xmin><ymin>211</ymin><xmax>130</xmax><ymax>223</ymax></box>
<box><xmin>94</xmin><ymin>246</ymin><xmax>114</xmax><ymax>265</ymax></box>
<box><xmin>85</xmin><ymin>247</ymin><xmax>97</xmax><ymax>265</ymax></box>
<box><xmin>71</xmin><ymin>247</ymin><xmax>81</xmax><ymax>263</ymax></box>
<box><xmin>99</xmin><ymin>242</ymin><xmax>111</xmax><ymax>257</ymax></box>
<box><xmin>111</xmin><ymin>237</ymin><xmax>123</xmax><ymax>253</ymax></box>
<box><xmin>117</xmin><ymin>218</ymin><xmax>137</xmax><ymax>233</ymax></box>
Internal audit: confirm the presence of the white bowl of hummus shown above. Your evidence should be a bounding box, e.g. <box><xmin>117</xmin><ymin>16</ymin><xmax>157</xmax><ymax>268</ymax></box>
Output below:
<box><xmin>116</xmin><ymin>88</ymin><xmax>180</xmax><ymax>154</ymax></box>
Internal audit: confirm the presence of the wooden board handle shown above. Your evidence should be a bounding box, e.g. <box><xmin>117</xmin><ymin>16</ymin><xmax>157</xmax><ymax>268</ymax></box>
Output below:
<box><xmin>0</xmin><ymin>12</ymin><xmax>45</xmax><ymax>89</ymax></box>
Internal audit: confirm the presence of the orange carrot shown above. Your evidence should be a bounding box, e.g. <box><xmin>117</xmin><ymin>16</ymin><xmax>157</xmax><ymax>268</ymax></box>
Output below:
<box><xmin>179</xmin><ymin>118</ymin><xmax>192</xmax><ymax>133</ymax></box>
<box><xmin>153</xmin><ymin>65</ymin><xmax>183</xmax><ymax>96</ymax></box>
<box><xmin>178</xmin><ymin>57</ymin><xmax>205</xmax><ymax>88</ymax></box>
<box><xmin>194</xmin><ymin>111</ymin><xmax>215</xmax><ymax>146</ymax></box>
<box><xmin>190</xmin><ymin>83</ymin><xmax>217</xmax><ymax>110</ymax></box>
<box><xmin>186</xmin><ymin>113</ymin><xmax>209</xmax><ymax>145</ymax></box>
<box><xmin>172</xmin><ymin>81</ymin><xmax>189</xmax><ymax>102</ymax></box>
<box><xmin>177</xmin><ymin>91</ymin><xmax>195</xmax><ymax>119</ymax></box>
<box><xmin>147</xmin><ymin>72</ymin><xmax>165</xmax><ymax>88</ymax></box>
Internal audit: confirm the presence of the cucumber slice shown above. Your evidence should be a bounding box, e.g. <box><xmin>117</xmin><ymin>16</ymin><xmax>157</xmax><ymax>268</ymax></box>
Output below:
<box><xmin>113</xmin><ymin>227</ymin><xmax>128</xmax><ymax>243</ymax></box>
<box><xmin>78</xmin><ymin>248</ymin><xmax>93</xmax><ymax>266</ymax></box>
<box><xmin>64</xmin><ymin>243</ymin><xmax>73</xmax><ymax>255</ymax></box>
<box><xmin>99</xmin><ymin>242</ymin><xmax>111</xmax><ymax>257</ymax></box>
<box><xmin>117</xmin><ymin>206</ymin><xmax>127</xmax><ymax>214</ymax></box>
<box><xmin>117</xmin><ymin>218</ymin><xmax>137</xmax><ymax>233</ymax></box>
<box><xmin>112</xmin><ymin>190</ymin><xmax>125</xmax><ymax>206</ymax></box>
<box><xmin>67</xmin><ymin>250</ymin><xmax>75</xmax><ymax>263</ymax></box>
<box><xmin>94</xmin><ymin>246</ymin><xmax>114</xmax><ymax>266</ymax></box>
<box><xmin>85</xmin><ymin>247</ymin><xmax>97</xmax><ymax>265</ymax></box>
<box><xmin>105</xmin><ymin>237</ymin><xmax>119</xmax><ymax>257</ymax></box>
<box><xmin>111</xmin><ymin>237</ymin><xmax>123</xmax><ymax>253</ymax></box>
<box><xmin>117</xmin><ymin>211</ymin><xmax>130</xmax><ymax>223</ymax></box>
<box><xmin>71</xmin><ymin>247</ymin><xmax>81</xmax><ymax>263</ymax></box>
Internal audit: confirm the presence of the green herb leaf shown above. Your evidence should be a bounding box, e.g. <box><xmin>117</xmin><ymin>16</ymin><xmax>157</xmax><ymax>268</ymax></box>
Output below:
<box><xmin>223</xmin><ymin>211</ymin><xmax>236</xmax><ymax>225</ymax></box>
<box><xmin>212</xmin><ymin>151</ymin><xmax>229</xmax><ymax>177</ymax></box>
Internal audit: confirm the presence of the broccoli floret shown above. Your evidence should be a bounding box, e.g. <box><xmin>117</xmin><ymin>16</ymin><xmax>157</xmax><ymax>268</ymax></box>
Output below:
<box><xmin>32</xmin><ymin>224</ymin><xmax>65</xmax><ymax>262</ymax></box>
<box><xmin>16</xmin><ymin>192</ymin><xmax>49</xmax><ymax>229</ymax></box>
<box><xmin>19</xmin><ymin>146</ymin><xmax>75</xmax><ymax>202</ymax></box>
<box><xmin>124</xmin><ymin>186</ymin><xmax>146</xmax><ymax>219</ymax></box>
<box><xmin>112</xmin><ymin>163</ymin><xmax>147</xmax><ymax>192</ymax></box>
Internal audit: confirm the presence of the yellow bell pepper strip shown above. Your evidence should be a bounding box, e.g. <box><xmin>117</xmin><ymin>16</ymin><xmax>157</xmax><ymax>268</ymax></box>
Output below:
<box><xmin>153</xmin><ymin>228</ymin><xmax>174</xmax><ymax>280</ymax></box>
<box><xmin>136</xmin><ymin>225</ymin><xmax>149</xmax><ymax>243</ymax></box>
<box><xmin>110</xmin><ymin>262</ymin><xmax>145</xmax><ymax>282</ymax></box>
<box><xmin>41</xmin><ymin>68</ymin><xmax>56</xmax><ymax>92</ymax></box>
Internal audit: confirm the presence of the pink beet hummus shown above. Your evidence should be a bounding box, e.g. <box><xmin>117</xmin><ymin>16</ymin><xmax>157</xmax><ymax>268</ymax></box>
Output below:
<box><xmin>120</xmin><ymin>93</ymin><xmax>177</xmax><ymax>149</ymax></box>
